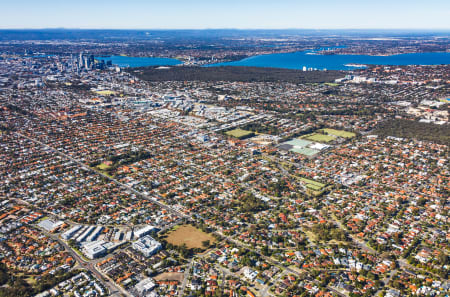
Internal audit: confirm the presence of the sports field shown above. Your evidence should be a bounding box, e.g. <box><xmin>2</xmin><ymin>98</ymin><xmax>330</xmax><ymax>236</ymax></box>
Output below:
<box><xmin>298</xmin><ymin>177</ymin><xmax>326</xmax><ymax>190</ymax></box>
<box><xmin>290</xmin><ymin>147</ymin><xmax>320</xmax><ymax>156</ymax></box>
<box><xmin>322</xmin><ymin>128</ymin><xmax>356</xmax><ymax>138</ymax></box>
<box><xmin>94</xmin><ymin>90</ymin><xmax>116</xmax><ymax>96</ymax></box>
<box><xmin>298</xmin><ymin>177</ymin><xmax>327</xmax><ymax>195</ymax></box>
<box><xmin>304</xmin><ymin>133</ymin><xmax>336</xmax><ymax>143</ymax></box>
<box><xmin>165</xmin><ymin>225</ymin><xmax>215</xmax><ymax>249</ymax></box>
<box><xmin>285</xmin><ymin>138</ymin><xmax>312</xmax><ymax>148</ymax></box>
<box><xmin>225</xmin><ymin>129</ymin><xmax>254</xmax><ymax>139</ymax></box>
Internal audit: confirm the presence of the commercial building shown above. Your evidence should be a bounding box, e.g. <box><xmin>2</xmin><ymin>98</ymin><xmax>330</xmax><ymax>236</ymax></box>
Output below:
<box><xmin>82</xmin><ymin>240</ymin><xmax>107</xmax><ymax>259</ymax></box>
<box><xmin>134</xmin><ymin>278</ymin><xmax>156</xmax><ymax>296</ymax></box>
<box><xmin>132</xmin><ymin>235</ymin><xmax>162</xmax><ymax>257</ymax></box>
<box><xmin>86</xmin><ymin>226</ymin><xmax>104</xmax><ymax>242</ymax></box>
<box><xmin>76</xmin><ymin>225</ymin><xmax>96</xmax><ymax>243</ymax></box>
<box><xmin>61</xmin><ymin>225</ymin><xmax>82</xmax><ymax>240</ymax></box>
<box><xmin>37</xmin><ymin>219</ymin><xmax>64</xmax><ymax>232</ymax></box>
<box><xmin>134</xmin><ymin>225</ymin><xmax>157</xmax><ymax>239</ymax></box>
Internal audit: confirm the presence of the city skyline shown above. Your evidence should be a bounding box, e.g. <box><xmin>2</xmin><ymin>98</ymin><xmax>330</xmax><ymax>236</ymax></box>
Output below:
<box><xmin>1</xmin><ymin>0</ymin><xmax>450</xmax><ymax>30</ymax></box>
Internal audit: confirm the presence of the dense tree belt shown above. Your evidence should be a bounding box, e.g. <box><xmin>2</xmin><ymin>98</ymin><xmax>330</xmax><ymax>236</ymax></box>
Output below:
<box><xmin>375</xmin><ymin>119</ymin><xmax>450</xmax><ymax>145</ymax></box>
<box><xmin>128</xmin><ymin>66</ymin><xmax>343</xmax><ymax>83</ymax></box>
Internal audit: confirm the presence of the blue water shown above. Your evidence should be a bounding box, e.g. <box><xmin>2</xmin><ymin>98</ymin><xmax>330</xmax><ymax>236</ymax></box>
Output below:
<box><xmin>207</xmin><ymin>51</ymin><xmax>450</xmax><ymax>70</ymax></box>
<box><xmin>95</xmin><ymin>56</ymin><xmax>181</xmax><ymax>68</ymax></box>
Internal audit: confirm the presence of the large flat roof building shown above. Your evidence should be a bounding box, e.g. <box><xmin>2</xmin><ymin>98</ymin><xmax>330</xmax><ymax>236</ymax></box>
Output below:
<box><xmin>134</xmin><ymin>225</ymin><xmax>157</xmax><ymax>239</ymax></box>
<box><xmin>132</xmin><ymin>235</ymin><xmax>162</xmax><ymax>257</ymax></box>
<box><xmin>134</xmin><ymin>278</ymin><xmax>156</xmax><ymax>296</ymax></box>
<box><xmin>82</xmin><ymin>240</ymin><xmax>107</xmax><ymax>259</ymax></box>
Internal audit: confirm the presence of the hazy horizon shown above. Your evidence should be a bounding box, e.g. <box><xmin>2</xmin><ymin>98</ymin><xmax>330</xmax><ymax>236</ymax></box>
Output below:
<box><xmin>1</xmin><ymin>28</ymin><xmax>450</xmax><ymax>31</ymax></box>
<box><xmin>1</xmin><ymin>0</ymin><xmax>449</xmax><ymax>30</ymax></box>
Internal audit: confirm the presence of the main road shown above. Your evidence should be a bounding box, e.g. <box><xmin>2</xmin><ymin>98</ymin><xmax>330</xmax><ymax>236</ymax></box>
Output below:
<box><xmin>36</xmin><ymin>226</ymin><xmax>127</xmax><ymax>297</ymax></box>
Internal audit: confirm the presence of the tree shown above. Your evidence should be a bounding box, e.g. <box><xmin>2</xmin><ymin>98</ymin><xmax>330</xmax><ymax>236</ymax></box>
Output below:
<box><xmin>0</xmin><ymin>263</ymin><xmax>10</xmax><ymax>286</ymax></box>
<box><xmin>201</xmin><ymin>240</ymin><xmax>210</xmax><ymax>249</ymax></box>
<box><xmin>437</xmin><ymin>252</ymin><xmax>448</xmax><ymax>266</ymax></box>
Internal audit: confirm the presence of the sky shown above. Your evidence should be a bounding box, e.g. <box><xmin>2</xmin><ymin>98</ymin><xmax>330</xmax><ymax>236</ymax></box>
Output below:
<box><xmin>1</xmin><ymin>0</ymin><xmax>449</xmax><ymax>30</ymax></box>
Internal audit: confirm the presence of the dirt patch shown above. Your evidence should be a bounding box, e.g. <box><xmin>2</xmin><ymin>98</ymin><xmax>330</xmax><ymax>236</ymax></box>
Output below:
<box><xmin>154</xmin><ymin>272</ymin><xmax>184</xmax><ymax>282</ymax></box>
<box><xmin>165</xmin><ymin>225</ymin><xmax>215</xmax><ymax>249</ymax></box>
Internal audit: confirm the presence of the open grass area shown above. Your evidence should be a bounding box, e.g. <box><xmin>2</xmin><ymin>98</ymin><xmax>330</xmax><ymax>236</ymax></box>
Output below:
<box><xmin>225</xmin><ymin>128</ymin><xmax>254</xmax><ymax>139</ymax></box>
<box><xmin>304</xmin><ymin>230</ymin><xmax>318</xmax><ymax>243</ymax></box>
<box><xmin>93</xmin><ymin>165</ymin><xmax>113</xmax><ymax>178</ymax></box>
<box><xmin>36</xmin><ymin>216</ymin><xmax>49</xmax><ymax>223</ymax></box>
<box><xmin>303</xmin><ymin>133</ymin><xmax>336</xmax><ymax>143</ymax></box>
<box><xmin>322</xmin><ymin>128</ymin><xmax>356</xmax><ymax>138</ymax></box>
<box><xmin>298</xmin><ymin>177</ymin><xmax>326</xmax><ymax>188</ymax></box>
<box><xmin>298</xmin><ymin>177</ymin><xmax>327</xmax><ymax>195</ymax></box>
<box><xmin>305</xmin><ymin>183</ymin><xmax>325</xmax><ymax>191</ymax></box>
<box><xmin>165</xmin><ymin>225</ymin><xmax>216</xmax><ymax>250</ymax></box>
<box><xmin>94</xmin><ymin>90</ymin><xmax>116</xmax><ymax>96</ymax></box>
<box><xmin>96</xmin><ymin>162</ymin><xmax>111</xmax><ymax>170</ymax></box>
<box><xmin>26</xmin><ymin>276</ymin><xmax>37</xmax><ymax>285</ymax></box>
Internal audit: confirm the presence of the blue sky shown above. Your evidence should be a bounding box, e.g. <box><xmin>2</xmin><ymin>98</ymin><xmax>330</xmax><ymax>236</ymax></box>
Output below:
<box><xmin>1</xmin><ymin>0</ymin><xmax>449</xmax><ymax>29</ymax></box>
